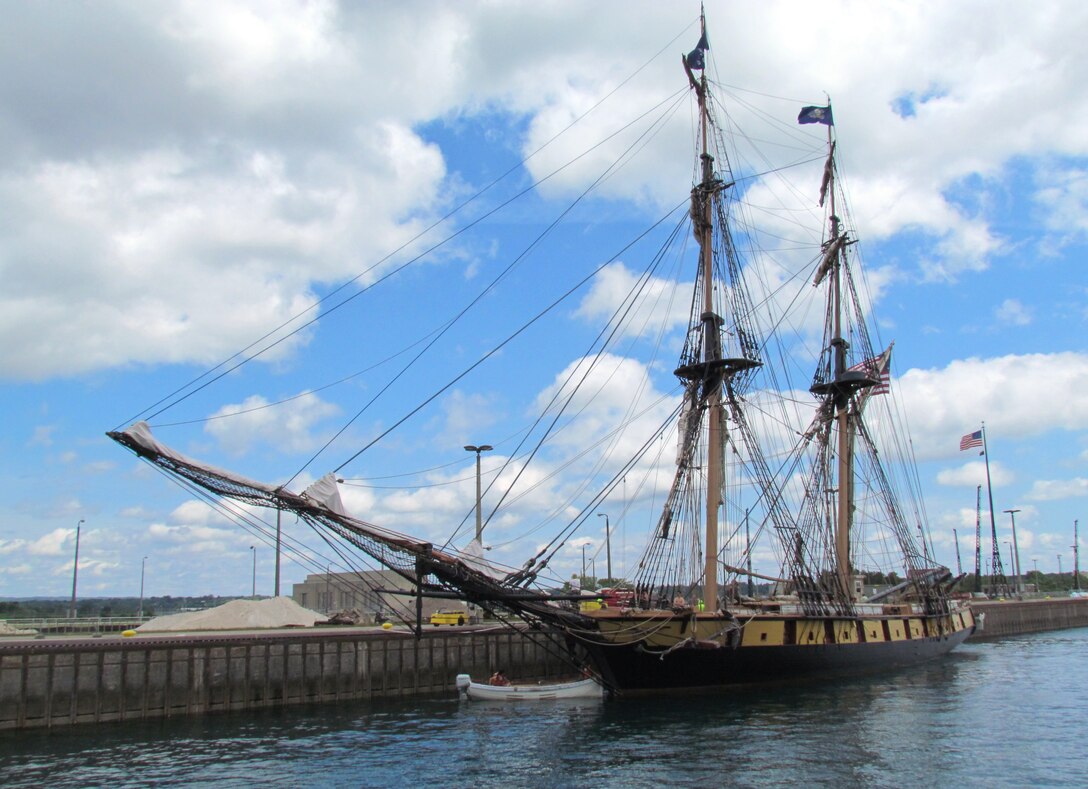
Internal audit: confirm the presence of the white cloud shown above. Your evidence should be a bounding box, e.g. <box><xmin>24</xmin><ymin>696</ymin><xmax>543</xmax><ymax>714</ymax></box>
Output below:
<box><xmin>168</xmin><ymin>500</ymin><xmax>229</xmax><ymax>527</ymax></box>
<box><xmin>3</xmin><ymin>3</ymin><xmax>1087</xmax><ymax>381</ymax></box>
<box><xmin>204</xmin><ymin>392</ymin><xmax>340</xmax><ymax>455</ymax></box>
<box><xmin>160</xmin><ymin>0</ymin><xmax>341</xmax><ymax>92</ymax></box>
<box><xmin>995</xmin><ymin>298</ymin><xmax>1032</xmax><ymax>327</ymax></box>
<box><xmin>1035</xmin><ymin>165</ymin><xmax>1088</xmax><ymax>248</ymax></box>
<box><xmin>936</xmin><ymin>460</ymin><xmax>1013</xmax><ymax>489</ymax></box>
<box><xmin>899</xmin><ymin>352</ymin><xmax>1088</xmax><ymax>458</ymax></box>
<box><xmin>148</xmin><ymin>521</ymin><xmax>251</xmax><ymax>556</ymax></box>
<box><xmin>437</xmin><ymin>390</ymin><xmax>502</xmax><ymax>450</ymax></box>
<box><xmin>28</xmin><ymin>425</ymin><xmax>55</xmax><ymax>447</ymax></box>
<box><xmin>574</xmin><ymin>263</ymin><xmax>690</xmax><ymax>340</ymax></box>
<box><xmin>26</xmin><ymin>527</ymin><xmax>75</xmax><ymax>556</ymax></box>
<box><xmin>120</xmin><ymin>506</ymin><xmax>154</xmax><ymax>519</ymax></box>
<box><xmin>149</xmin><ymin>522</ymin><xmax>238</xmax><ymax>543</ymax></box>
<box><xmin>1026</xmin><ymin>478</ymin><xmax>1088</xmax><ymax>501</ymax></box>
<box><xmin>533</xmin><ymin>353</ymin><xmax>675</xmax><ymax>460</ymax></box>
<box><xmin>0</xmin><ymin>539</ymin><xmax>27</xmax><ymax>555</ymax></box>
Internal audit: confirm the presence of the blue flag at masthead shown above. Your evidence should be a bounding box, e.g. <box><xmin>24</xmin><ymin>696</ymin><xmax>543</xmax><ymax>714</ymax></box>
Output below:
<box><xmin>798</xmin><ymin>105</ymin><xmax>834</xmax><ymax>126</ymax></box>
<box><xmin>686</xmin><ymin>25</ymin><xmax>709</xmax><ymax>70</ymax></box>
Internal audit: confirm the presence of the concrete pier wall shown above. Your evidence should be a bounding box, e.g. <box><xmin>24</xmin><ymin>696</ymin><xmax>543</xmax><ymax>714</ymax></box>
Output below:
<box><xmin>967</xmin><ymin>597</ymin><xmax>1088</xmax><ymax>640</ymax></box>
<box><xmin>0</xmin><ymin>627</ymin><xmax>569</xmax><ymax>731</ymax></box>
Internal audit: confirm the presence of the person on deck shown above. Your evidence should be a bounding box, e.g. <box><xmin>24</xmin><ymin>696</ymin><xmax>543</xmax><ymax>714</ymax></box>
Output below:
<box><xmin>489</xmin><ymin>669</ymin><xmax>510</xmax><ymax>686</ymax></box>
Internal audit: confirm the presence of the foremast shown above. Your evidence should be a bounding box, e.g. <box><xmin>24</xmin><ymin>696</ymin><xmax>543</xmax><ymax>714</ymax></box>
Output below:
<box><xmin>677</xmin><ymin>15</ymin><xmax>759</xmax><ymax>611</ymax></box>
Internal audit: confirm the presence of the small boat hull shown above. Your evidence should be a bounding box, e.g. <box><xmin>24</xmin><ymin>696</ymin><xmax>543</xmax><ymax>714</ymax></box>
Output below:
<box><xmin>455</xmin><ymin>674</ymin><xmax>604</xmax><ymax>701</ymax></box>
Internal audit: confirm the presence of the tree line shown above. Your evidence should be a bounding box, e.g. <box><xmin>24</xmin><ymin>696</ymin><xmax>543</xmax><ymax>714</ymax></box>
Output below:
<box><xmin>0</xmin><ymin>595</ymin><xmax>247</xmax><ymax>619</ymax></box>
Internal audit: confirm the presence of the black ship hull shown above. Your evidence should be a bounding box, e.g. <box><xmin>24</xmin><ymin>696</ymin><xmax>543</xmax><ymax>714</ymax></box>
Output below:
<box><xmin>581</xmin><ymin>625</ymin><xmax>974</xmax><ymax>694</ymax></box>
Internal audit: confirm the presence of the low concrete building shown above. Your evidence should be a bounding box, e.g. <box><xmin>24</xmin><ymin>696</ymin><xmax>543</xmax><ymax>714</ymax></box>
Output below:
<box><xmin>291</xmin><ymin>569</ymin><xmax>467</xmax><ymax>624</ymax></box>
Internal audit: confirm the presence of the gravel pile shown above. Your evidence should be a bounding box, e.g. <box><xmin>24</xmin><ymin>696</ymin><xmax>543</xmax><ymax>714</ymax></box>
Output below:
<box><xmin>137</xmin><ymin>596</ymin><xmax>325</xmax><ymax>632</ymax></box>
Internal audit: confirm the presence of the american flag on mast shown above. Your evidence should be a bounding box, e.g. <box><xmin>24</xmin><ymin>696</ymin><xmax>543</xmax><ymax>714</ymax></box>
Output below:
<box><xmin>848</xmin><ymin>343</ymin><xmax>892</xmax><ymax>395</ymax></box>
<box><xmin>959</xmin><ymin>430</ymin><xmax>983</xmax><ymax>451</ymax></box>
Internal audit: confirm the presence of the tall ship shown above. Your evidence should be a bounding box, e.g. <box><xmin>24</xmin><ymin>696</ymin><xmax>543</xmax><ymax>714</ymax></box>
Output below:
<box><xmin>110</xmin><ymin>12</ymin><xmax>974</xmax><ymax>693</ymax></box>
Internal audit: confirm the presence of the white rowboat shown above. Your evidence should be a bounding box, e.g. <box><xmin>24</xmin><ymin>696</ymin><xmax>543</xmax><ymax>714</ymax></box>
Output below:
<box><xmin>455</xmin><ymin>673</ymin><xmax>604</xmax><ymax>701</ymax></box>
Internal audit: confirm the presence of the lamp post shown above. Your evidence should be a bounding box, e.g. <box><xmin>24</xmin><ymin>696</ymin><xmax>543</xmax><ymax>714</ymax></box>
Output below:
<box><xmin>250</xmin><ymin>546</ymin><xmax>256</xmax><ymax>598</ymax></box>
<box><xmin>139</xmin><ymin>556</ymin><xmax>148</xmax><ymax>619</ymax></box>
<box><xmin>581</xmin><ymin>543</ymin><xmax>587</xmax><ymax>582</ymax></box>
<box><xmin>274</xmin><ymin>508</ymin><xmax>282</xmax><ymax>598</ymax></box>
<box><xmin>745</xmin><ymin>508</ymin><xmax>754</xmax><ymax>597</ymax></box>
<box><xmin>597</xmin><ymin>513</ymin><xmax>612</xmax><ymax>582</ymax></box>
<box><xmin>1074</xmin><ymin>519</ymin><xmax>1081</xmax><ymax>592</ymax></box>
<box><xmin>69</xmin><ymin>518</ymin><xmax>84</xmax><ymax>619</ymax></box>
<box><xmin>1005</xmin><ymin>541</ymin><xmax>1014</xmax><ymax>590</ymax></box>
<box><xmin>1004</xmin><ymin>509</ymin><xmax>1022</xmax><ymax>593</ymax></box>
<box><xmin>464</xmin><ymin>444</ymin><xmax>493</xmax><ymax>542</ymax></box>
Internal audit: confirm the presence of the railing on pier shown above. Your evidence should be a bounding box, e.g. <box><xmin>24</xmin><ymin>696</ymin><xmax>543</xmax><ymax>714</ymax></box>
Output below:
<box><xmin>0</xmin><ymin>616</ymin><xmax>152</xmax><ymax>635</ymax></box>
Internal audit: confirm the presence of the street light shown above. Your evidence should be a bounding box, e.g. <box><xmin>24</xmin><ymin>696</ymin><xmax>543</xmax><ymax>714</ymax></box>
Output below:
<box><xmin>581</xmin><ymin>543</ymin><xmax>587</xmax><ymax>581</ymax></box>
<box><xmin>274</xmin><ymin>508</ymin><xmax>282</xmax><ymax>598</ymax></box>
<box><xmin>69</xmin><ymin>518</ymin><xmax>84</xmax><ymax>619</ymax></box>
<box><xmin>464</xmin><ymin>445</ymin><xmax>493</xmax><ymax>542</ymax></box>
<box><xmin>1033</xmin><ymin>558</ymin><xmax>1040</xmax><ymax>594</ymax></box>
<box><xmin>1004</xmin><ymin>509</ymin><xmax>1022</xmax><ymax>593</ymax></box>
<box><xmin>325</xmin><ymin>563</ymin><xmax>331</xmax><ymax>613</ymax></box>
<box><xmin>139</xmin><ymin>556</ymin><xmax>148</xmax><ymax>619</ymax></box>
<box><xmin>597</xmin><ymin>513</ymin><xmax>612</xmax><ymax>582</ymax></box>
<box><xmin>1074</xmin><ymin>519</ymin><xmax>1081</xmax><ymax>592</ymax></box>
<box><xmin>1005</xmin><ymin>541</ymin><xmax>1014</xmax><ymax>591</ymax></box>
<box><xmin>250</xmin><ymin>545</ymin><xmax>256</xmax><ymax>598</ymax></box>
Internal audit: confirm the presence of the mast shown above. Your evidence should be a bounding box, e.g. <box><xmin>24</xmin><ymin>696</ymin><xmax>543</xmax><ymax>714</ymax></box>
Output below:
<box><xmin>695</xmin><ymin>42</ymin><xmax>721</xmax><ymax>611</ymax></box>
<box><xmin>676</xmin><ymin>8</ymin><xmax>724</xmax><ymax>610</ymax></box>
<box><xmin>673</xmin><ymin>11</ymin><xmax>758</xmax><ymax>612</ymax></box>
<box><xmin>817</xmin><ymin>120</ymin><xmax>854</xmax><ymax>596</ymax></box>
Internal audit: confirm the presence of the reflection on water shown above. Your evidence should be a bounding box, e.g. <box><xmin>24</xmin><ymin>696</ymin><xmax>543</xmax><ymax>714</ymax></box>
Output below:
<box><xmin>2</xmin><ymin>630</ymin><xmax>1086</xmax><ymax>788</ymax></box>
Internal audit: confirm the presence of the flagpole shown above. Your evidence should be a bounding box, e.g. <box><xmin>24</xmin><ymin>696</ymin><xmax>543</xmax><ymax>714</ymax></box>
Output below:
<box><xmin>980</xmin><ymin>422</ymin><xmax>1005</xmax><ymax>594</ymax></box>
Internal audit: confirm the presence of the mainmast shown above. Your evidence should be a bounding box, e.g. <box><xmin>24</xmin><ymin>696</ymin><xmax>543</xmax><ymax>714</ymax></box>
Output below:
<box><xmin>827</xmin><ymin>140</ymin><xmax>854</xmax><ymax>594</ymax></box>
<box><xmin>682</xmin><ymin>13</ymin><xmax>721</xmax><ymax>609</ymax></box>
<box><xmin>697</xmin><ymin>75</ymin><xmax>722</xmax><ymax>610</ymax></box>
<box><xmin>805</xmin><ymin>105</ymin><xmax>864</xmax><ymax>600</ymax></box>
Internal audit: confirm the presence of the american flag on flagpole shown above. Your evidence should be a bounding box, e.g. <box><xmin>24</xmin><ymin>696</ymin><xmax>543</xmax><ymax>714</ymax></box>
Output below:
<box><xmin>959</xmin><ymin>430</ymin><xmax>983</xmax><ymax>451</ymax></box>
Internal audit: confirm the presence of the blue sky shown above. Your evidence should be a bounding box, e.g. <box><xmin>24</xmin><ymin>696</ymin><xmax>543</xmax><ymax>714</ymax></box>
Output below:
<box><xmin>2</xmin><ymin>1</ymin><xmax>1087</xmax><ymax>599</ymax></box>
